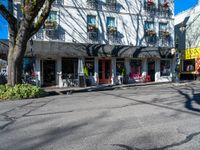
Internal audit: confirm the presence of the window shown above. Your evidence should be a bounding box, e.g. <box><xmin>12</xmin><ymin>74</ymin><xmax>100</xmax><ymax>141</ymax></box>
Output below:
<box><xmin>160</xmin><ymin>60</ymin><xmax>170</xmax><ymax>76</ymax></box>
<box><xmin>129</xmin><ymin>60</ymin><xmax>142</xmax><ymax>79</ymax></box>
<box><xmin>85</xmin><ymin>58</ymin><xmax>94</xmax><ymax>76</ymax></box>
<box><xmin>116</xmin><ymin>59</ymin><xmax>125</xmax><ymax>76</ymax></box>
<box><xmin>107</xmin><ymin>17</ymin><xmax>115</xmax><ymax>27</ymax></box>
<box><xmin>183</xmin><ymin>59</ymin><xmax>195</xmax><ymax>72</ymax></box>
<box><xmin>62</xmin><ymin>58</ymin><xmax>78</xmax><ymax>79</ymax></box>
<box><xmin>159</xmin><ymin>23</ymin><xmax>167</xmax><ymax>31</ymax></box>
<box><xmin>23</xmin><ymin>57</ymin><xmax>35</xmax><ymax>77</ymax></box>
<box><xmin>47</xmin><ymin>11</ymin><xmax>57</xmax><ymax>22</ymax></box>
<box><xmin>87</xmin><ymin>15</ymin><xmax>96</xmax><ymax>25</ymax></box>
<box><xmin>145</xmin><ymin>21</ymin><xmax>154</xmax><ymax>30</ymax></box>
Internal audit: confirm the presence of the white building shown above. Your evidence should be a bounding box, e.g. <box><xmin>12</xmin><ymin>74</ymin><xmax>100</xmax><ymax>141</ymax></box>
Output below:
<box><xmin>175</xmin><ymin>0</ymin><xmax>200</xmax><ymax>80</ymax></box>
<box><xmin>15</xmin><ymin>0</ymin><xmax>175</xmax><ymax>87</ymax></box>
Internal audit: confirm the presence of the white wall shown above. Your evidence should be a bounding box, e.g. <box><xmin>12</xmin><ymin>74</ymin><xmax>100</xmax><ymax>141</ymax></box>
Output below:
<box><xmin>11</xmin><ymin>0</ymin><xmax>174</xmax><ymax>48</ymax></box>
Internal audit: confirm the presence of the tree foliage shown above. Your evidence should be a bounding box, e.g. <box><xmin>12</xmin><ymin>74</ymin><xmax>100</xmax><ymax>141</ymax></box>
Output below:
<box><xmin>0</xmin><ymin>0</ymin><xmax>55</xmax><ymax>86</ymax></box>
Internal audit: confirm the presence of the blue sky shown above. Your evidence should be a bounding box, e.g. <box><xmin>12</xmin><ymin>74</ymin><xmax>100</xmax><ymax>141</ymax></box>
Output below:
<box><xmin>175</xmin><ymin>0</ymin><xmax>198</xmax><ymax>15</ymax></box>
<box><xmin>0</xmin><ymin>0</ymin><xmax>8</xmax><ymax>39</ymax></box>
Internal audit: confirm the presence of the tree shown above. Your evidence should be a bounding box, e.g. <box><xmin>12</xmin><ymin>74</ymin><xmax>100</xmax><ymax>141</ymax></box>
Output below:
<box><xmin>0</xmin><ymin>0</ymin><xmax>55</xmax><ymax>86</ymax></box>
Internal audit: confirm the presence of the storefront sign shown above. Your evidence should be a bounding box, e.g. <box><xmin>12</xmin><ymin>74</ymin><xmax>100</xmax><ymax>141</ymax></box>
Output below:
<box><xmin>183</xmin><ymin>47</ymin><xmax>200</xmax><ymax>60</ymax></box>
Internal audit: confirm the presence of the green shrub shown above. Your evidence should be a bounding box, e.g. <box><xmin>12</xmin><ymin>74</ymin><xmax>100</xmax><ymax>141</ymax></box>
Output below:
<box><xmin>0</xmin><ymin>84</ymin><xmax>48</xmax><ymax>100</ymax></box>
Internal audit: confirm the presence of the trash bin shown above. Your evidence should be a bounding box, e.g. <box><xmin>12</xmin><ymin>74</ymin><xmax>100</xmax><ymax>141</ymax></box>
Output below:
<box><xmin>79</xmin><ymin>75</ymin><xmax>85</xmax><ymax>87</ymax></box>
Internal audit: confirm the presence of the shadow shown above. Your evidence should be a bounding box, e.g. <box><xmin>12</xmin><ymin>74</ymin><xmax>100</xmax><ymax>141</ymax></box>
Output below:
<box><xmin>173</xmin><ymin>86</ymin><xmax>200</xmax><ymax>113</ymax></box>
<box><xmin>98</xmin><ymin>89</ymin><xmax>200</xmax><ymax>116</ymax></box>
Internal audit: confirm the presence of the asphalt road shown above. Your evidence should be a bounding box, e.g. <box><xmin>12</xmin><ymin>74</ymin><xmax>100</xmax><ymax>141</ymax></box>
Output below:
<box><xmin>0</xmin><ymin>82</ymin><xmax>200</xmax><ymax>150</ymax></box>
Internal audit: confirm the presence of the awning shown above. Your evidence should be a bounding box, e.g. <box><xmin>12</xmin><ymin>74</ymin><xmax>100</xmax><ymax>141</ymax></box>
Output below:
<box><xmin>27</xmin><ymin>40</ymin><xmax>174</xmax><ymax>58</ymax></box>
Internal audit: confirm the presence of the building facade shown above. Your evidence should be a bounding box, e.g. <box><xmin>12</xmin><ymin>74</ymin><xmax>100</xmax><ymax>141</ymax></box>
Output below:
<box><xmin>175</xmin><ymin>0</ymin><xmax>200</xmax><ymax>80</ymax></box>
<box><xmin>15</xmin><ymin>0</ymin><xmax>175</xmax><ymax>87</ymax></box>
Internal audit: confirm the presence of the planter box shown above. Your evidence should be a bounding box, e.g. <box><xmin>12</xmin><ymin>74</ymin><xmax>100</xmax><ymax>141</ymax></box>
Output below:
<box><xmin>45</xmin><ymin>21</ymin><xmax>57</xmax><ymax>29</ymax></box>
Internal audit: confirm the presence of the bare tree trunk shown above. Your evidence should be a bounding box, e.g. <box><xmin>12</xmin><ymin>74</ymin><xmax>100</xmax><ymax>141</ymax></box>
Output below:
<box><xmin>7</xmin><ymin>33</ymin><xmax>28</xmax><ymax>86</ymax></box>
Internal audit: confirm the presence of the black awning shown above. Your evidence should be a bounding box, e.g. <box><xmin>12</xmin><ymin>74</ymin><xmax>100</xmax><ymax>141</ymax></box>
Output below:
<box><xmin>27</xmin><ymin>40</ymin><xmax>174</xmax><ymax>58</ymax></box>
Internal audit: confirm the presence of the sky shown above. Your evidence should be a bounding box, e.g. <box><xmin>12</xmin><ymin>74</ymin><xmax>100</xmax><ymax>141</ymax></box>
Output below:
<box><xmin>0</xmin><ymin>0</ymin><xmax>199</xmax><ymax>39</ymax></box>
<box><xmin>0</xmin><ymin>0</ymin><xmax>8</xmax><ymax>39</ymax></box>
<box><xmin>175</xmin><ymin>0</ymin><xmax>198</xmax><ymax>15</ymax></box>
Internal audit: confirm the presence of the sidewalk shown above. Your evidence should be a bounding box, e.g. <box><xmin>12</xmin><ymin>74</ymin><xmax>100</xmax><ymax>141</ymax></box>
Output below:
<box><xmin>43</xmin><ymin>80</ymin><xmax>199</xmax><ymax>95</ymax></box>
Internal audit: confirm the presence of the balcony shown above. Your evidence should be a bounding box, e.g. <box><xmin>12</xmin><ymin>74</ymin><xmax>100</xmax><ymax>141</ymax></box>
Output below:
<box><xmin>159</xmin><ymin>2</ymin><xmax>171</xmax><ymax>17</ymax></box>
<box><xmin>107</xmin><ymin>26</ymin><xmax>117</xmax><ymax>35</ymax></box>
<box><xmin>44</xmin><ymin>21</ymin><xmax>58</xmax><ymax>30</ymax></box>
<box><xmin>53</xmin><ymin>0</ymin><xmax>64</xmax><ymax>5</ymax></box>
<box><xmin>87</xmin><ymin>24</ymin><xmax>98</xmax><ymax>42</ymax></box>
<box><xmin>144</xmin><ymin>0</ymin><xmax>156</xmax><ymax>14</ymax></box>
<box><xmin>87</xmin><ymin>24</ymin><xmax>98</xmax><ymax>32</ymax></box>
<box><xmin>105</xmin><ymin>0</ymin><xmax>116</xmax><ymax>11</ymax></box>
<box><xmin>159</xmin><ymin>30</ymin><xmax>171</xmax><ymax>47</ymax></box>
<box><xmin>145</xmin><ymin>29</ymin><xmax>156</xmax><ymax>37</ymax></box>
<box><xmin>145</xmin><ymin>29</ymin><xmax>157</xmax><ymax>45</ymax></box>
<box><xmin>87</xmin><ymin>0</ymin><xmax>98</xmax><ymax>9</ymax></box>
<box><xmin>160</xmin><ymin>30</ymin><xmax>170</xmax><ymax>38</ymax></box>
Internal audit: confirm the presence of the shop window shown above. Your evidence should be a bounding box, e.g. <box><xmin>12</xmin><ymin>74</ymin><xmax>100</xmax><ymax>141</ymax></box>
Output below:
<box><xmin>129</xmin><ymin>60</ymin><xmax>142</xmax><ymax>79</ymax></box>
<box><xmin>23</xmin><ymin>57</ymin><xmax>35</xmax><ymax>77</ymax></box>
<box><xmin>160</xmin><ymin>60</ymin><xmax>170</xmax><ymax>76</ymax></box>
<box><xmin>116</xmin><ymin>58</ymin><xmax>125</xmax><ymax>76</ymax></box>
<box><xmin>62</xmin><ymin>58</ymin><xmax>78</xmax><ymax>79</ymax></box>
<box><xmin>183</xmin><ymin>59</ymin><xmax>195</xmax><ymax>72</ymax></box>
<box><xmin>85</xmin><ymin>58</ymin><xmax>94</xmax><ymax>76</ymax></box>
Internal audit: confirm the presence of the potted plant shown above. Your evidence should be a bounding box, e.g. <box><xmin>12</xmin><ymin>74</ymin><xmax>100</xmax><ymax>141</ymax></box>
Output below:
<box><xmin>107</xmin><ymin>26</ymin><xmax>117</xmax><ymax>34</ymax></box>
<box><xmin>146</xmin><ymin>29</ymin><xmax>156</xmax><ymax>36</ymax></box>
<box><xmin>87</xmin><ymin>24</ymin><xmax>98</xmax><ymax>32</ymax></box>
<box><xmin>45</xmin><ymin>21</ymin><xmax>57</xmax><ymax>29</ymax></box>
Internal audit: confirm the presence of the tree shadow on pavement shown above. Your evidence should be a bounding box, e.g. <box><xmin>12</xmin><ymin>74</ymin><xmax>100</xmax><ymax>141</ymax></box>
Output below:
<box><xmin>172</xmin><ymin>86</ymin><xmax>200</xmax><ymax>113</ymax></box>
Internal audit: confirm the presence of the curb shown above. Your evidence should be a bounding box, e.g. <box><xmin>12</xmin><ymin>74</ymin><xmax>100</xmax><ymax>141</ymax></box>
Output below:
<box><xmin>45</xmin><ymin>80</ymin><xmax>199</xmax><ymax>96</ymax></box>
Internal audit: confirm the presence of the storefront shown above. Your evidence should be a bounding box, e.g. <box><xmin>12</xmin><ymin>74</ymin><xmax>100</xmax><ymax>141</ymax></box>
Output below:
<box><xmin>180</xmin><ymin>47</ymin><xmax>200</xmax><ymax>80</ymax></box>
<box><xmin>26</xmin><ymin>41</ymin><xmax>175</xmax><ymax>87</ymax></box>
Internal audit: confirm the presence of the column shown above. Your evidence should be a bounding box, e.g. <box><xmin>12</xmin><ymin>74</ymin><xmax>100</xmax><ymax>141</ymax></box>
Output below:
<box><xmin>155</xmin><ymin>59</ymin><xmax>160</xmax><ymax>82</ymax></box>
<box><xmin>111</xmin><ymin>58</ymin><xmax>116</xmax><ymax>84</ymax></box>
<box><xmin>35</xmin><ymin>57</ymin><xmax>41</xmax><ymax>86</ymax></box>
<box><xmin>94</xmin><ymin>57</ymin><xmax>98</xmax><ymax>85</ymax></box>
<box><xmin>78</xmin><ymin>57</ymin><xmax>85</xmax><ymax>87</ymax></box>
<box><xmin>142</xmin><ymin>58</ymin><xmax>147</xmax><ymax>76</ymax></box>
<box><xmin>125</xmin><ymin>58</ymin><xmax>130</xmax><ymax>75</ymax></box>
<box><xmin>56</xmin><ymin>57</ymin><xmax>62</xmax><ymax>87</ymax></box>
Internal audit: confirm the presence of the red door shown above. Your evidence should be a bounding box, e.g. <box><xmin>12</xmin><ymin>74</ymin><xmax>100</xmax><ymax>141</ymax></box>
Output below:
<box><xmin>98</xmin><ymin>59</ymin><xmax>112</xmax><ymax>84</ymax></box>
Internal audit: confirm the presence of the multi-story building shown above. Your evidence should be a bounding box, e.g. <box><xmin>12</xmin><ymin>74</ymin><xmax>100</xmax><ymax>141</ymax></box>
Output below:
<box><xmin>175</xmin><ymin>0</ymin><xmax>200</xmax><ymax>80</ymax></box>
<box><xmin>14</xmin><ymin>0</ymin><xmax>175</xmax><ymax>87</ymax></box>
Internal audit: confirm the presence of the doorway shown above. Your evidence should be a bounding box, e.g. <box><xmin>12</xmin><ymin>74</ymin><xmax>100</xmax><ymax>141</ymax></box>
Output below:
<box><xmin>148</xmin><ymin>59</ymin><xmax>155</xmax><ymax>82</ymax></box>
<box><xmin>98</xmin><ymin>59</ymin><xmax>112</xmax><ymax>84</ymax></box>
<box><xmin>42</xmin><ymin>60</ymin><xmax>56</xmax><ymax>86</ymax></box>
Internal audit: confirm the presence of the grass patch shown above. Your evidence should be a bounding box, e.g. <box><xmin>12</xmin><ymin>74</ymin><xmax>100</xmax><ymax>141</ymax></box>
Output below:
<box><xmin>0</xmin><ymin>84</ymin><xmax>48</xmax><ymax>100</ymax></box>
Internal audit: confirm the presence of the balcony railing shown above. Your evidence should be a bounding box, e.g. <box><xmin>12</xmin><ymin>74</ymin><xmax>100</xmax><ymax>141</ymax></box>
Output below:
<box><xmin>53</xmin><ymin>0</ymin><xmax>64</xmax><ymax>5</ymax></box>
<box><xmin>159</xmin><ymin>30</ymin><xmax>171</xmax><ymax>47</ymax></box>
<box><xmin>87</xmin><ymin>24</ymin><xmax>98</xmax><ymax>42</ymax></box>
<box><xmin>87</xmin><ymin>0</ymin><xmax>98</xmax><ymax>9</ymax></box>
<box><xmin>105</xmin><ymin>0</ymin><xmax>117</xmax><ymax>11</ymax></box>
<box><xmin>144</xmin><ymin>0</ymin><xmax>156</xmax><ymax>14</ymax></box>
<box><xmin>87</xmin><ymin>32</ymin><xmax>98</xmax><ymax>43</ymax></box>
<box><xmin>145</xmin><ymin>29</ymin><xmax>157</xmax><ymax>45</ymax></box>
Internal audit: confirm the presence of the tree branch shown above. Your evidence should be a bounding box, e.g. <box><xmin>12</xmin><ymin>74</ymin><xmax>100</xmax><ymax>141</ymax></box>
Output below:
<box><xmin>0</xmin><ymin>3</ymin><xmax>17</xmax><ymax>31</ymax></box>
<box><xmin>30</xmin><ymin>0</ymin><xmax>55</xmax><ymax>37</ymax></box>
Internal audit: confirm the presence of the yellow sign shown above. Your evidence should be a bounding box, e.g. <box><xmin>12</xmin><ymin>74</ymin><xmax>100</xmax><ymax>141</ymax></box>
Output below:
<box><xmin>183</xmin><ymin>47</ymin><xmax>200</xmax><ymax>60</ymax></box>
